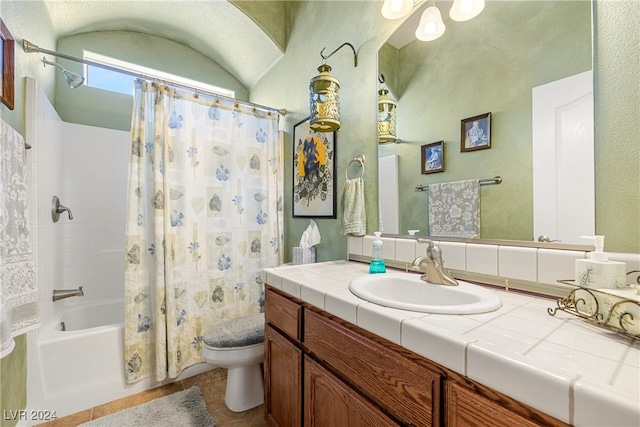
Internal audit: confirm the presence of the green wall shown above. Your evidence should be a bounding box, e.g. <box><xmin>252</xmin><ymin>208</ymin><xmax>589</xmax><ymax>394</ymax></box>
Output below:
<box><xmin>379</xmin><ymin>1</ymin><xmax>592</xmax><ymax>240</ymax></box>
<box><xmin>250</xmin><ymin>0</ymin><xmax>391</xmax><ymax>262</ymax></box>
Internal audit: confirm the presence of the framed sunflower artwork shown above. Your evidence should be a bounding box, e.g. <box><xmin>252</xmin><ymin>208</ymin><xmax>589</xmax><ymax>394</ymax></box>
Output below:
<box><xmin>292</xmin><ymin>117</ymin><xmax>337</xmax><ymax>218</ymax></box>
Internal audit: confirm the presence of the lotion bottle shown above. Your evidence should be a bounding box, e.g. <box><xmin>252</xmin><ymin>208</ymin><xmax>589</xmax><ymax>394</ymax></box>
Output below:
<box><xmin>575</xmin><ymin>235</ymin><xmax>626</xmax><ymax>289</ymax></box>
<box><xmin>369</xmin><ymin>232</ymin><xmax>386</xmax><ymax>274</ymax></box>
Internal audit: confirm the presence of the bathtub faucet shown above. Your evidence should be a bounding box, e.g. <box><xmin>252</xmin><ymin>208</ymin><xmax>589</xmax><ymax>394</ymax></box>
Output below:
<box><xmin>52</xmin><ymin>286</ymin><xmax>84</xmax><ymax>302</ymax></box>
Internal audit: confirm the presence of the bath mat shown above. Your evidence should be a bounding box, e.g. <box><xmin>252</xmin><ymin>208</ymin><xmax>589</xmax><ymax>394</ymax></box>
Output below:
<box><xmin>79</xmin><ymin>386</ymin><xmax>215</xmax><ymax>427</ymax></box>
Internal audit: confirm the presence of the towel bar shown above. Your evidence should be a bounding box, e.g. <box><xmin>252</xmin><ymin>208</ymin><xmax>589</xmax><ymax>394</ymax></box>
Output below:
<box><xmin>415</xmin><ymin>176</ymin><xmax>502</xmax><ymax>192</ymax></box>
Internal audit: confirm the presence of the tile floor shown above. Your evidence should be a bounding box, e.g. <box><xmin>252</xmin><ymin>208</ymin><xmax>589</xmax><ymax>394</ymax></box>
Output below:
<box><xmin>36</xmin><ymin>368</ymin><xmax>266</xmax><ymax>427</ymax></box>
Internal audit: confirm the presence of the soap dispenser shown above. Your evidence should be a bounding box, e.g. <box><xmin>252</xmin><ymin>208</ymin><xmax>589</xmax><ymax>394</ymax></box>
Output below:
<box><xmin>575</xmin><ymin>235</ymin><xmax>626</xmax><ymax>289</ymax></box>
<box><xmin>369</xmin><ymin>232</ymin><xmax>386</xmax><ymax>274</ymax></box>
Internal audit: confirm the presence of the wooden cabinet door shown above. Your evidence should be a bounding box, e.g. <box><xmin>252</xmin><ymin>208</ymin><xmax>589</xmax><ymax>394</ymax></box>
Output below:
<box><xmin>304</xmin><ymin>310</ymin><xmax>442</xmax><ymax>426</ymax></box>
<box><xmin>304</xmin><ymin>356</ymin><xmax>399</xmax><ymax>427</ymax></box>
<box><xmin>265</xmin><ymin>324</ymin><xmax>302</xmax><ymax>427</ymax></box>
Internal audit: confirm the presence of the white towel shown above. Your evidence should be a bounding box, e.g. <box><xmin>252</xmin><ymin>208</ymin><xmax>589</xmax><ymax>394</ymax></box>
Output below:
<box><xmin>428</xmin><ymin>179</ymin><xmax>480</xmax><ymax>239</ymax></box>
<box><xmin>0</xmin><ymin>120</ymin><xmax>39</xmax><ymax>358</ymax></box>
<box><xmin>340</xmin><ymin>177</ymin><xmax>366</xmax><ymax>236</ymax></box>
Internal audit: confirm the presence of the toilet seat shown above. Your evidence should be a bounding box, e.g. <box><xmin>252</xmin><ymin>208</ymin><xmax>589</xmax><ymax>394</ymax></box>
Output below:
<box><xmin>202</xmin><ymin>341</ymin><xmax>263</xmax><ymax>367</ymax></box>
<box><xmin>203</xmin><ymin>313</ymin><xmax>264</xmax><ymax>348</ymax></box>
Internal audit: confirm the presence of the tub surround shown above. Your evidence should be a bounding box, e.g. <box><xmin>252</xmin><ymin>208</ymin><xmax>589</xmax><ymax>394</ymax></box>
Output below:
<box><xmin>262</xmin><ymin>259</ymin><xmax>640</xmax><ymax>426</ymax></box>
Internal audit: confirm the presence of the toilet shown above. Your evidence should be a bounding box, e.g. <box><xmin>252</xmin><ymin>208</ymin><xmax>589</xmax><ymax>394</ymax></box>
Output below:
<box><xmin>202</xmin><ymin>312</ymin><xmax>265</xmax><ymax>412</ymax></box>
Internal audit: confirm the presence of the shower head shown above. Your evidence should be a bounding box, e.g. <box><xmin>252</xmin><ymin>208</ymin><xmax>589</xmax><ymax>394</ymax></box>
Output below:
<box><xmin>43</xmin><ymin>57</ymin><xmax>85</xmax><ymax>89</ymax></box>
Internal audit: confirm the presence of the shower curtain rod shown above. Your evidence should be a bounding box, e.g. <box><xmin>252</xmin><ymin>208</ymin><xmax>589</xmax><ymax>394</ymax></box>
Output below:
<box><xmin>22</xmin><ymin>39</ymin><xmax>286</xmax><ymax>116</ymax></box>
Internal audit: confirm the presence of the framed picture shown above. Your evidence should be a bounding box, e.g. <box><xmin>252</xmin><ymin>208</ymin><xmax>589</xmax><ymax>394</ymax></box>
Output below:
<box><xmin>292</xmin><ymin>117</ymin><xmax>337</xmax><ymax>218</ymax></box>
<box><xmin>461</xmin><ymin>112</ymin><xmax>491</xmax><ymax>152</ymax></box>
<box><xmin>421</xmin><ymin>141</ymin><xmax>444</xmax><ymax>174</ymax></box>
<box><xmin>0</xmin><ymin>18</ymin><xmax>15</xmax><ymax>110</ymax></box>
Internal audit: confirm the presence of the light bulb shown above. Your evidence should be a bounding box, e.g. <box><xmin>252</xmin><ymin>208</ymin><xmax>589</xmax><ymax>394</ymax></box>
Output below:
<box><xmin>450</xmin><ymin>0</ymin><xmax>485</xmax><ymax>22</ymax></box>
<box><xmin>381</xmin><ymin>0</ymin><xmax>413</xmax><ymax>19</ymax></box>
<box><xmin>415</xmin><ymin>5</ymin><xmax>446</xmax><ymax>41</ymax></box>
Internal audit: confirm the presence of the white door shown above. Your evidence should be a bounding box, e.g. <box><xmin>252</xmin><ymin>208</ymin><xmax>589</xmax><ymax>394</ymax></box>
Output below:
<box><xmin>378</xmin><ymin>155</ymin><xmax>399</xmax><ymax>234</ymax></box>
<box><xmin>532</xmin><ymin>70</ymin><xmax>594</xmax><ymax>244</ymax></box>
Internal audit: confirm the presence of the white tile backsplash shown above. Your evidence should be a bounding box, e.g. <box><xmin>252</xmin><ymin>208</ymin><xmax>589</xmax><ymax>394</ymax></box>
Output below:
<box><xmin>498</xmin><ymin>246</ymin><xmax>538</xmax><ymax>281</ymax></box>
<box><xmin>345</xmin><ymin>235</ymin><xmax>638</xmax><ymax>292</ymax></box>
<box><xmin>438</xmin><ymin>241</ymin><xmax>466</xmax><ymax>271</ymax></box>
<box><xmin>395</xmin><ymin>238</ymin><xmax>416</xmax><ymax>263</ymax></box>
<box><xmin>466</xmin><ymin>243</ymin><xmax>499</xmax><ymax>275</ymax></box>
<box><xmin>381</xmin><ymin>237</ymin><xmax>396</xmax><ymax>260</ymax></box>
<box><xmin>538</xmin><ymin>248</ymin><xmax>586</xmax><ymax>285</ymax></box>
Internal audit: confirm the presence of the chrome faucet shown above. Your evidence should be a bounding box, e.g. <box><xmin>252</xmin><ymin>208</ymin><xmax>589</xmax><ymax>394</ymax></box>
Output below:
<box><xmin>411</xmin><ymin>239</ymin><xmax>459</xmax><ymax>286</ymax></box>
<box><xmin>52</xmin><ymin>286</ymin><xmax>84</xmax><ymax>302</ymax></box>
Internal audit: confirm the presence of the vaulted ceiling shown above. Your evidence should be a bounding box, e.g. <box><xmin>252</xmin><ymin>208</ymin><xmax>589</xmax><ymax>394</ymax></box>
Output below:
<box><xmin>41</xmin><ymin>0</ymin><xmax>287</xmax><ymax>89</ymax></box>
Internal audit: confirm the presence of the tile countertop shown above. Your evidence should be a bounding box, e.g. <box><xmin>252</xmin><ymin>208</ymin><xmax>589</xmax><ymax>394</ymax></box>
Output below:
<box><xmin>262</xmin><ymin>260</ymin><xmax>640</xmax><ymax>427</ymax></box>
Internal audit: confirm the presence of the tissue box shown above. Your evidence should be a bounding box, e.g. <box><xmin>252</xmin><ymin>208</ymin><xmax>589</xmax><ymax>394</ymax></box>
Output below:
<box><xmin>293</xmin><ymin>247</ymin><xmax>316</xmax><ymax>264</ymax></box>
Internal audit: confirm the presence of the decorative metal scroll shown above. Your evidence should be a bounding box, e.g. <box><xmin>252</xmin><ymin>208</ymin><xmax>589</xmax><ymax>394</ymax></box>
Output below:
<box><xmin>548</xmin><ymin>282</ymin><xmax>639</xmax><ymax>340</ymax></box>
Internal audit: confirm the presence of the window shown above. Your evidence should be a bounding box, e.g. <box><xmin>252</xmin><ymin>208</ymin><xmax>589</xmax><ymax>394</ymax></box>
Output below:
<box><xmin>83</xmin><ymin>51</ymin><xmax>235</xmax><ymax>98</ymax></box>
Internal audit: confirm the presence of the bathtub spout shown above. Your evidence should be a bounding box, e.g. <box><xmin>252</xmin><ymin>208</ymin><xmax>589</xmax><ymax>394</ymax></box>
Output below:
<box><xmin>53</xmin><ymin>286</ymin><xmax>84</xmax><ymax>302</ymax></box>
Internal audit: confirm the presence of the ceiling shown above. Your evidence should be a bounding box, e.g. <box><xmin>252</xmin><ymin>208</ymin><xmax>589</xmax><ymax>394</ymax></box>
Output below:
<box><xmin>41</xmin><ymin>0</ymin><xmax>285</xmax><ymax>89</ymax></box>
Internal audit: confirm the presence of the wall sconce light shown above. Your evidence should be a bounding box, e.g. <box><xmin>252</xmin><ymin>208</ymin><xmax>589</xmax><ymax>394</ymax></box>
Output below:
<box><xmin>309</xmin><ymin>42</ymin><xmax>358</xmax><ymax>132</ymax></box>
<box><xmin>381</xmin><ymin>0</ymin><xmax>485</xmax><ymax>42</ymax></box>
<box><xmin>415</xmin><ymin>1</ymin><xmax>446</xmax><ymax>42</ymax></box>
<box><xmin>377</xmin><ymin>75</ymin><xmax>397</xmax><ymax>144</ymax></box>
<box><xmin>381</xmin><ymin>0</ymin><xmax>414</xmax><ymax>19</ymax></box>
<box><xmin>449</xmin><ymin>0</ymin><xmax>485</xmax><ymax>22</ymax></box>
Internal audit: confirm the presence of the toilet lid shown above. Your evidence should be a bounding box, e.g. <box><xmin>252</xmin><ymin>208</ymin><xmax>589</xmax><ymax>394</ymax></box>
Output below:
<box><xmin>203</xmin><ymin>313</ymin><xmax>265</xmax><ymax>348</ymax></box>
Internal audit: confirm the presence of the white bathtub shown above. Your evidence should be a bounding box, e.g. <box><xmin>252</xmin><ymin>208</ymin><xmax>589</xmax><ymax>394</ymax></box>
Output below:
<box><xmin>26</xmin><ymin>299</ymin><xmax>211</xmax><ymax>420</ymax></box>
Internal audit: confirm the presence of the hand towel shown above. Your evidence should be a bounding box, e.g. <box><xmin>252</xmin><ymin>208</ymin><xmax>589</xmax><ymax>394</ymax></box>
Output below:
<box><xmin>428</xmin><ymin>179</ymin><xmax>480</xmax><ymax>239</ymax></box>
<box><xmin>339</xmin><ymin>177</ymin><xmax>366</xmax><ymax>236</ymax></box>
<box><xmin>0</xmin><ymin>119</ymin><xmax>39</xmax><ymax>358</ymax></box>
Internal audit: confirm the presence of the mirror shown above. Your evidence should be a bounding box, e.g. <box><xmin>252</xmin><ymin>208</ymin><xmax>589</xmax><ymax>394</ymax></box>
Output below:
<box><xmin>377</xmin><ymin>0</ymin><xmax>593</xmax><ymax>242</ymax></box>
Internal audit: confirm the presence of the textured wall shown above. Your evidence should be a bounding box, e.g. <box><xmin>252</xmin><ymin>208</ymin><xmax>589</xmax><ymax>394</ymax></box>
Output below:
<box><xmin>250</xmin><ymin>1</ymin><xmax>395</xmax><ymax>262</ymax></box>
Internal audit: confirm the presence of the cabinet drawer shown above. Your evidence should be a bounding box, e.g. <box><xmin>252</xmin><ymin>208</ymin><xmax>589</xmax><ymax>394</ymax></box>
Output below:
<box><xmin>444</xmin><ymin>380</ymin><xmax>566</xmax><ymax>427</ymax></box>
<box><xmin>304</xmin><ymin>310</ymin><xmax>442</xmax><ymax>426</ymax></box>
<box><xmin>265</xmin><ymin>287</ymin><xmax>302</xmax><ymax>341</ymax></box>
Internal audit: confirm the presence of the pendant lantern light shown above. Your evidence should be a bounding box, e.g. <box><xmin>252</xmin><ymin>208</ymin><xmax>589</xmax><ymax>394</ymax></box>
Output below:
<box><xmin>309</xmin><ymin>43</ymin><xmax>358</xmax><ymax>133</ymax></box>
<box><xmin>377</xmin><ymin>75</ymin><xmax>397</xmax><ymax>144</ymax></box>
<box><xmin>309</xmin><ymin>64</ymin><xmax>341</xmax><ymax>132</ymax></box>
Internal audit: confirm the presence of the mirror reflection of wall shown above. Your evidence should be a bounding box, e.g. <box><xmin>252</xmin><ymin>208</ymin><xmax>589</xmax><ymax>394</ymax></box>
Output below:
<box><xmin>378</xmin><ymin>0</ymin><xmax>592</xmax><ymax>241</ymax></box>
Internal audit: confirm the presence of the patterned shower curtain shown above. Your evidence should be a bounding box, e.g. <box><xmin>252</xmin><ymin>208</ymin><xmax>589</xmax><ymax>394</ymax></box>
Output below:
<box><xmin>124</xmin><ymin>80</ymin><xmax>283</xmax><ymax>383</ymax></box>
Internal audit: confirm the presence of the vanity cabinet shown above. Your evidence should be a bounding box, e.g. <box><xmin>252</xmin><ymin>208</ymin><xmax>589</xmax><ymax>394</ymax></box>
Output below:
<box><xmin>264</xmin><ymin>286</ymin><xmax>567</xmax><ymax>427</ymax></box>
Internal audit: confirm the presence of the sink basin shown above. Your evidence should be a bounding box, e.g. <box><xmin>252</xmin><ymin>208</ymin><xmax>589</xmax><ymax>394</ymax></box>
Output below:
<box><xmin>349</xmin><ymin>273</ymin><xmax>502</xmax><ymax>314</ymax></box>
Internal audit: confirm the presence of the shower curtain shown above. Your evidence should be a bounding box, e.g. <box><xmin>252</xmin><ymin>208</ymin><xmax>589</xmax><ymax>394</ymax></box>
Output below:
<box><xmin>124</xmin><ymin>80</ymin><xmax>283</xmax><ymax>383</ymax></box>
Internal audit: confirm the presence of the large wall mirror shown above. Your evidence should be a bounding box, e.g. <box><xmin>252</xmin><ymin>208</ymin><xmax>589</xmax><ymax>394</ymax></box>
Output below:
<box><xmin>377</xmin><ymin>0</ymin><xmax>593</xmax><ymax>243</ymax></box>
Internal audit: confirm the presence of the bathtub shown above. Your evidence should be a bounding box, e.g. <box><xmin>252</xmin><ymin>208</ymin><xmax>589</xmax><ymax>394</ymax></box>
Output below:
<box><xmin>26</xmin><ymin>299</ymin><xmax>212</xmax><ymax>420</ymax></box>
